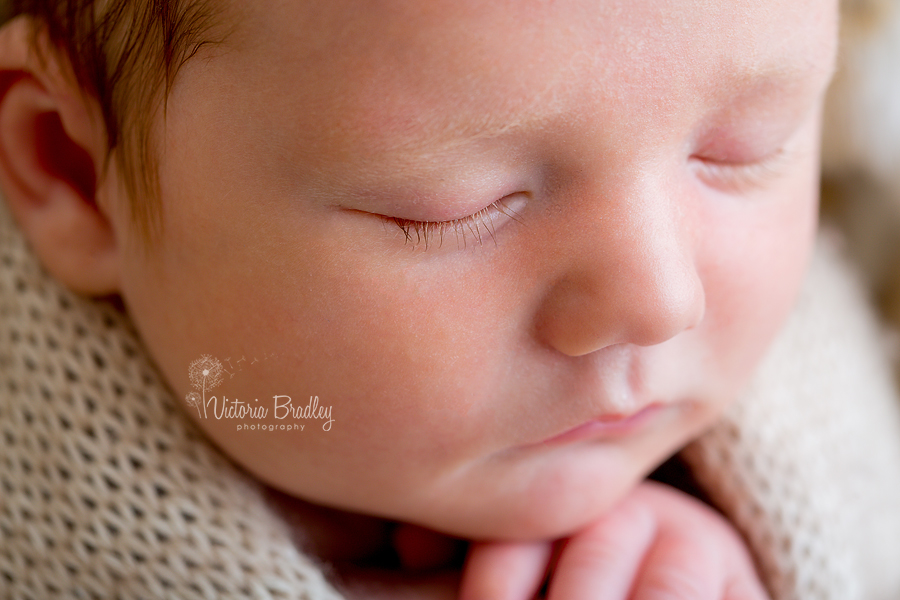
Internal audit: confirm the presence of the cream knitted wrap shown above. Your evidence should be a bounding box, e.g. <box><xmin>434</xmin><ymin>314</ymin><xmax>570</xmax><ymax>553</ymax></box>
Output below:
<box><xmin>3</xmin><ymin>193</ymin><xmax>900</xmax><ymax>599</ymax></box>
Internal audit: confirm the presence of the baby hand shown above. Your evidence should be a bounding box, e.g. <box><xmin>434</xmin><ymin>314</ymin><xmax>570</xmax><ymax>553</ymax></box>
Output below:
<box><xmin>460</xmin><ymin>481</ymin><xmax>769</xmax><ymax>600</ymax></box>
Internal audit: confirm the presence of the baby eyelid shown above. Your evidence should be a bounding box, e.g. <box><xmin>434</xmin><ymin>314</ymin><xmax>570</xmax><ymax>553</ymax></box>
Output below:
<box><xmin>383</xmin><ymin>195</ymin><xmax>524</xmax><ymax>251</ymax></box>
<box><xmin>691</xmin><ymin>147</ymin><xmax>794</xmax><ymax>192</ymax></box>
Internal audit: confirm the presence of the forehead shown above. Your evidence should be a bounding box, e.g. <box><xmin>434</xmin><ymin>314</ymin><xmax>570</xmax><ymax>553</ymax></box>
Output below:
<box><xmin>209</xmin><ymin>0</ymin><xmax>837</xmax><ymax>175</ymax></box>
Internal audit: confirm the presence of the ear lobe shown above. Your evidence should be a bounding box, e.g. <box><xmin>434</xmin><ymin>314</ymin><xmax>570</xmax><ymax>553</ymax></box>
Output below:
<box><xmin>0</xmin><ymin>18</ymin><xmax>120</xmax><ymax>296</ymax></box>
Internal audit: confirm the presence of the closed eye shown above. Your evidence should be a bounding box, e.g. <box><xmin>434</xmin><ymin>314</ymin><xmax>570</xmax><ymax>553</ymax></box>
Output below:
<box><xmin>381</xmin><ymin>195</ymin><xmax>525</xmax><ymax>251</ymax></box>
<box><xmin>691</xmin><ymin>147</ymin><xmax>797</xmax><ymax>193</ymax></box>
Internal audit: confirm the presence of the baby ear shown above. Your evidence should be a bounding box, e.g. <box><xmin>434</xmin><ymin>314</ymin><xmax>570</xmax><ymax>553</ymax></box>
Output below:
<box><xmin>0</xmin><ymin>16</ymin><xmax>120</xmax><ymax>296</ymax></box>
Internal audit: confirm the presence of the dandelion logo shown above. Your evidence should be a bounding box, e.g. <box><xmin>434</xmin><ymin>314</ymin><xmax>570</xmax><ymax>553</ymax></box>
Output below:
<box><xmin>184</xmin><ymin>391</ymin><xmax>202</xmax><ymax>418</ymax></box>
<box><xmin>187</xmin><ymin>354</ymin><xmax>224</xmax><ymax>418</ymax></box>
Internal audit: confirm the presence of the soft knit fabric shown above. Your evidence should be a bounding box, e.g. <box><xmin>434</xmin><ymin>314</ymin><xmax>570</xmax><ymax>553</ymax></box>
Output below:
<box><xmin>3</xmin><ymin>191</ymin><xmax>900</xmax><ymax>599</ymax></box>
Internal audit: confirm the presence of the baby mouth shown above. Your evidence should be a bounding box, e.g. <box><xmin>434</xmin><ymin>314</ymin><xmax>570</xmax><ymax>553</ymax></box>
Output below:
<box><xmin>538</xmin><ymin>403</ymin><xmax>666</xmax><ymax>446</ymax></box>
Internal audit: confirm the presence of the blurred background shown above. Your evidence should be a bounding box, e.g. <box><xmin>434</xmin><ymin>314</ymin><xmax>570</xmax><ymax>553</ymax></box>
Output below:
<box><xmin>821</xmin><ymin>0</ymin><xmax>900</xmax><ymax>335</ymax></box>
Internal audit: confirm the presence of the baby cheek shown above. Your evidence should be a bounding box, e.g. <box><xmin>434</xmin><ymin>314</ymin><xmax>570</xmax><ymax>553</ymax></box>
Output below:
<box><xmin>698</xmin><ymin>198</ymin><xmax>817</xmax><ymax>392</ymax></box>
<box><xmin>291</xmin><ymin>257</ymin><xmax>507</xmax><ymax>447</ymax></box>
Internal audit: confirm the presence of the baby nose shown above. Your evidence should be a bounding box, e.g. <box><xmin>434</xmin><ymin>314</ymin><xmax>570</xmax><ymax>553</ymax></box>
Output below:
<box><xmin>535</xmin><ymin>183</ymin><xmax>706</xmax><ymax>357</ymax></box>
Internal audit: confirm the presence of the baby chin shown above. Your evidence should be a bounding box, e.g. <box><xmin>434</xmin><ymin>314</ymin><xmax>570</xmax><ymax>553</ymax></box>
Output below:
<box><xmin>386</xmin><ymin>399</ymin><xmax>707</xmax><ymax>540</ymax></box>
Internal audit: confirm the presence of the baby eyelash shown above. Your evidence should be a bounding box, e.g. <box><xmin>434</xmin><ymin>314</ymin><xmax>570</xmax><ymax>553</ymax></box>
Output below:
<box><xmin>385</xmin><ymin>196</ymin><xmax>523</xmax><ymax>250</ymax></box>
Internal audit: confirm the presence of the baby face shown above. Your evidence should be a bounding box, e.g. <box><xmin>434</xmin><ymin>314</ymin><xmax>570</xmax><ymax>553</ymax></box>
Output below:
<box><xmin>109</xmin><ymin>0</ymin><xmax>837</xmax><ymax>538</ymax></box>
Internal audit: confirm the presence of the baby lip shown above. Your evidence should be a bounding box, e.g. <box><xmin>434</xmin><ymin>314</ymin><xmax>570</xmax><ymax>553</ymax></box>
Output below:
<box><xmin>539</xmin><ymin>403</ymin><xmax>664</xmax><ymax>446</ymax></box>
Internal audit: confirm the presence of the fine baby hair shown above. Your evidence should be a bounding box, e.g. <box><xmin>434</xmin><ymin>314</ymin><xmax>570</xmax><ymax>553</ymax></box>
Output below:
<box><xmin>5</xmin><ymin>0</ymin><xmax>228</xmax><ymax>238</ymax></box>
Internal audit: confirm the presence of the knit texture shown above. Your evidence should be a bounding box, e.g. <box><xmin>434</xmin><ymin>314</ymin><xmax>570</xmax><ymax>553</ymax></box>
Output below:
<box><xmin>3</xmin><ymin>188</ymin><xmax>900</xmax><ymax>598</ymax></box>
<box><xmin>0</xmin><ymin>200</ymin><xmax>343</xmax><ymax>599</ymax></box>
